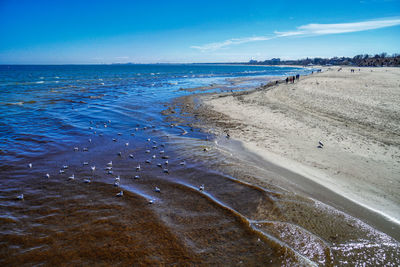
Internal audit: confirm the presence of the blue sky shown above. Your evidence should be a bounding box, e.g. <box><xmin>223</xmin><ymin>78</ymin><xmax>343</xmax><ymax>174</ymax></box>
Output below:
<box><xmin>0</xmin><ymin>0</ymin><xmax>399</xmax><ymax>64</ymax></box>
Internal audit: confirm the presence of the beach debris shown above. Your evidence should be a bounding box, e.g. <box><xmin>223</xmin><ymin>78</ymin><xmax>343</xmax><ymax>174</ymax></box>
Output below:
<box><xmin>135</xmin><ymin>127</ymin><xmax>139</xmax><ymax>131</ymax></box>
<box><xmin>131</xmin><ymin>133</ymin><xmax>135</xmax><ymax>136</ymax></box>
<box><xmin>68</xmin><ymin>174</ymin><xmax>75</xmax><ymax>180</ymax></box>
<box><xmin>45</xmin><ymin>173</ymin><xmax>50</xmax><ymax>178</ymax></box>
<box><xmin>317</xmin><ymin>141</ymin><xmax>324</xmax><ymax>149</ymax></box>
<box><xmin>28</xmin><ymin>163</ymin><xmax>32</xmax><ymax>168</ymax></box>
<box><xmin>129</xmin><ymin>154</ymin><xmax>134</xmax><ymax>158</ymax></box>
<box><xmin>116</xmin><ymin>191</ymin><xmax>123</xmax><ymax>197</ymax></box>
<box><xmin>154</xmin><ymin>187</ymin><xmax>161</xmax><ymax>193</ymax></box>
<box><xmin>199</xmin><ymin>184</ymin><xmax>205</xmax><ymax>191</ymax></box>
<box><xmin>16</xmin><ymin>194</ymin><xmax>24</xmax><ymax>200</ymax></box>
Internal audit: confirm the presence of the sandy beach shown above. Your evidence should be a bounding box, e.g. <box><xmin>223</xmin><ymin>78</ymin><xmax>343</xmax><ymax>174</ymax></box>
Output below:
<box><xmin>177</xmin><ymin>66</ymin><xmax>400</xmax><ymax>232</ymax></box>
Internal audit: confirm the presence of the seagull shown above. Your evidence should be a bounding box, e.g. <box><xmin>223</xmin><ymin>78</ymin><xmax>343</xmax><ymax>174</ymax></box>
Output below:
<box><xmin>89</xmin><ymin>127</ymin><xmax>93</xmax><ymax>130</ymax></box>
<box><xmin>164</xmin><ymin>160</ymin><xmax>168</xmax><ymax>165</ymax></box>
<box><xmin>152</xmin><ymin>155</ymin><xmax>156</xmax><ymax>159</ymax></box>
<box><xmin>16</xmin><ymin>194</ymin><xmax>24</xmax><ymax>200</ymax></box>
<box><xmin>154</xmin><ymin>187</ymin><xmax>161</xmax><ymax>193</ymax></box>
<box><xmin>91</xmin><ymin>166</ymin><xmax>96</xmax><ymax>172</ymax></box>
<box><xmin>152</xmin><ymin>145</ymin><xmax>157</xmax><ymax>149</ymax></box>
<box><xmin>118</xmin><ymin>133</ymin><xmax>122</xmax><ymax>136</ymax></box>
<box><xmin>163</xmin><ymin>168</ymin><xmax>169</xmax><ymax>174</ymax></box>
<box><xmin>83</xmin><ymin>162</ymin><xmax>89</xmax><ymax>165</ymax></box>
<box><xmin>45</xmin><ymin>173</ymin><xmax>50</xmax><ymax>178</ymax></box>
<box><xmin>319</xmin><ymin>141</ymin><xmax>324</xmax><ymax>147</ymax></box>
<box><xmin>88</xmin><ymin>138</ymin><xmax>92</xmax><ymax>143</ymax></box>
<box><xmin>74</xmin><ymin>147</ymin><xmax>79</xmax><ymax>151</ymax></box>
<box><xmin>136</xmin><ymin>165</ymin><xmax>141</xmax><ymax>171</ymax></box>
<box><xmin>84</xmin><ymin>178</ymin><xmax>91</xmax><ymax>184</ymax></box>
<box><xmin>28</xmin><ymin>163</ymin><xmax>32</xmax><ymax>168</ymax></box>
<box><xmin>108</xmin><ymin>170</ymin><xmax>113</xmax><ymax>174</ymax></box>
<box><xmin>134</xmin><ymin>175</ymin><xmax>140</xmax><ymax>179</ymax></box>
<box><xmin>152</xmin><ymin>140</ymin><xmax>157</xmax><ymax>144</ymax></box>
<box><xmin>159</xmin><ymin>150</ymin><xmax>165</xmax><ymax>154</ymax></box>
<box><xmin>118</xmin><ymin>152</ymin><xmax>122</xmax><ymax>157</ymax></box>
<box><xmin>135</xmin><ymin>127</ymin><xmax>139</xmax><ymax>131</ymax></box>
<box><xmin>63</xmin><ymin>165</ymin><xmax>68</xmax><ymax>169</ymax></box>
<box><xmin>148</xmin><ymin>199</ymin><xmax>154</xmax><ymax>204</ymax></box>
<box><xmin>83</xmin><ymin>147</ymin><xmax>88</xmax><ymax>151</ymax></box>
<box><xmin>129</xmin><ymin>154</ymin><xmax>134</xmax><ymax>158</ymax></box>
<box><xmin>107</xmin><ymin>161</ymin><xmax>113</xmax><ymax>167</ymax></box>
<box><xmin>68</xmin><ymin>174</ymin><xmax>75</xmax><ymax>180</ymax></box>
<box><xmin>125</xmin><ymin>142</ymin><xmax>129</xmax><ymax>146</ymax></box>
<box><xmin>59</xmin><ymin>169</ymin><xmax>65</xmax><ymax>174</ymax></box>
<box><xmin>114</xmin><ymin>181</ymin><xmax>120</xmax><ymax>187</ymax></box>
<box><xmin>145</xmin><ymin>150</ymin><xmax>150</xmax><ymax>153</ymax></box>
<box><xmin>145</xmin><ymin>159</ymin><xmax>151</xmax><ymax>164</ymax></box>
<box><xmin>162</xmin><ymin>155</ymin><xmax>169</xmax><ymax>159</ymax></box>
<box><xmin>157</xmin><ymin>163</ymin><xmax>162</xmax><ymax>168</ymax></box>
<box><xmin>115</xmin><ymin>175</ymin><xmax>120</xmax><ymax>182</ymax></box>
<box><xmin>199</xmin><ymin>184</ymin><xmax>205</xmax><ymax>191</ymax></box>
<box><xmin>147</xmin><ymin>138</ymin><xmax>151</xmax><ymax>142</ymax></box>
<box><xmin>116</xmin><ymin>191</ymin><xmax>123</xmax><ymax>197</ymax></box>
<box><xmin>180</xmin><ymin>161</ymin><xmax>186</xmax><ymax>166</ymax></box>
<box><xmin>112</xmin><ymin>138</ymin><xmax>117</xmax><ymax>142</ymax></box>
<box><xmin>105</xmin><ymin>166</ymin><xmax>112</xmax><ymax>170</ymax></box>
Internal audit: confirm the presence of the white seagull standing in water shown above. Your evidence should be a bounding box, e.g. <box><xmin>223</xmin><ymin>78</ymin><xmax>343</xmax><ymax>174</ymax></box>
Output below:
<box><xmin>154</xmin><ymin>187</ymin><xmax>161</xmax><ymax>193</ymax></box>
<box><xmin>107</xmin><ymin>161</ymin><xmax>113</xmax><ymax>167</ymax></box>
<box><xmin>199</xmin><ymin>184</ymin><xmax>205</xmax><ymax>191</ymax></box>
<box><xmin>17</xmin><ymin>194</ymin><xmax>24</xmax><ymax>200</ymax></box>
<box><xmin>116</xmin><ymin>191</ymin><xmax>123</xmax><ymax>197</ymax></box>
<box><xmin>28</xmin><ymin>163</ymin><xmax>32</xmax><ymax>168</ymax></box>
<box><xmin>136</xmin><ymin>165</ymin><xmax>141</xmax><ymax>171</ymax></box>
<box><xmin>68</xmin><ymin>174</ymin><xmax>75</xmax><ymax>180</ymax></box>
<box><xmin>45</xmin><ymin>173</ymin><xmax>50</xmax><ymax>178</ymax></box>
<box><xmin>91</xmin><ymin>166</ymin><xmax>96</xmax><ymax>172</ymax></box>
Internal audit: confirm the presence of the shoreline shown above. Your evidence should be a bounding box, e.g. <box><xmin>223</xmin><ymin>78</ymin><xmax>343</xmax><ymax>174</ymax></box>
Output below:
<box><xmin>168</xmin><ymin>66</ymin><xmax>400</xmax><ymax>240</ymax></box>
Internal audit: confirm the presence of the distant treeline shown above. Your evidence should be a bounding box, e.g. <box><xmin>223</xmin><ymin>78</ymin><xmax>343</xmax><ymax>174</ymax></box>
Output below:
<box><xmin>246</xmin><ymin>53</ymin><xmax>400</xmax><ymax>67</ymax></box>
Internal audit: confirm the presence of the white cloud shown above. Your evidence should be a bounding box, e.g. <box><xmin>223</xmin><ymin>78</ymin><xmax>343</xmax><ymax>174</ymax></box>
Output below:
<box><xmin>192</xmin><ymin>17</ymin><xmax>400</xmax><ymax>51</ymax></box>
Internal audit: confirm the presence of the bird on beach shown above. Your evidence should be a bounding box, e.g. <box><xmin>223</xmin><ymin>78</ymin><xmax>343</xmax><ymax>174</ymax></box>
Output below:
<box><xmin>28</xmin><ymin>163</ymin><xmax>32</xmax><ymax>168</ymax></box>
<box><xmin>59</xmin><ymin>169</ymin><xmax>65</xmax><ymax>174</ymax></box>
<box><xmin>83</xmin><ymin>162</ymin><xmax>89</xmax><ymax>165</ymax></box>
<box><xmin>199</xmin><ymin>184</ymin><xmax>205</xmax><ymax>191</ymax></box>
<box><xmin>159</xmin><ymin>150</ymin><xmax>165</xmax><ymax>154</ymax></box>
<box><xmin>89</xmin><ymin>138</ymin><xmax>92</xmax><ymax>143</ymax></box>
<box><xmin>107</xmin><ymin>161</ymin><xmax>112</xmax><ymax>167</ymax></box>
<box><xmin>16</xmin><ymin>194</ymin><xmax>24</xmax><ymax>200</ymax></box>
<box><xmin>45</xmin><ymin>173</ymin><xmax>50</xmax><ymax>178</ymax></box>
<box><xmin>125</xmin><ymin>142</ymin><xmax>129</xmax><ymax>146</ymax></box>
<box><xmin>152</xmin><ymin>155</ymin><xmax>156</xmax><ymax>159</ymax></box>
<box><xmin>154</xmin><ymin>187</ymin><xmax>161</xmax><ymax>193</ymax></box>
<box><xmin>145</xmin><ymin>150</ymin><xmax>150</xmax><ymax>153</ymax></box>
<box><xmin>63</xmin><ymin>165</ymin><xmax>68</xmax><ymax>169</ymax></box>
<box><xmin>74</xmin><ymin>147</ymin><xmax>79</xmax><ymax>151</ymax></box>
<box><xmin>83</xmin><ymin>147</ymin><xmax>88</xmax><ymax>151</ymax></box>
<box><xmin>134</xmin><ymin>175</ymin><xmax>140</xmax><ymax>179</ymax></box>
<box><xmin>163</xmin><ymin>168</ymin><xmax>169</xmax><ymax>174</ymax></box>
<box><xmin>129</xmin><ymin>154</ymin><xmax>134</xmax><ymax>158</ymax></box>
<box><xmin>68</xmin><ymin>174</ymin><xmax>75</xmax><ymax>180</ymax></box>
<box><xmin>147</xmin><ymin>138</ymin><xmax>151</xmax><ymax>142</ymax></box>
<box><xmin>164</xmin><ymin>160</ymin><xmax>168</xmax><ymax>165</ymax></box>
<box><xmin>113</xmin><ymin>138</ymin><xmax>117</xmax><ymax>142</ymax></box>
<box><xmin>116</xmin><ymin>191</ymin><xmax>123</xmax><ymax>197</ymax></box>
<box><xmin>84</xmin><ymin>178</ymin><xmax>91</xmax><ymax>184</ymax></box>
<box><xmin>148</xmin><ymin>199</ymin><xmax>154</xmax><ymax>204</ymax></box>
<box><xmin>136</xmin><ymin>165</ymin><xmax>141</xmax><ymax>171</ymax></box>
<box><xmin>115</xmin><ymin>175</ymin><xmax>120</xmax><ymax>182</ymax></box>
<box><xmin>180</xmin><ymin>161</ymin><xmax>186</xmax><ymax>166</ymax></box>
<box><xmin>118</xmin><ymin>152</ymin><xmax>122</xmax><ymax>157</ymax></box>
<box><xmin>157</xmin><ymin>163</ymin><xmax>162</xmax><ymax>168</ymax></box>
<box><xmin>145</xmin><ymin>159</ymin><xmax>151</xmax><ymax>164</ymax></box>
<box><xmin>91</xmin><ymin>166</ymin><xmax>96</xmax><ymax>172</ymax></box>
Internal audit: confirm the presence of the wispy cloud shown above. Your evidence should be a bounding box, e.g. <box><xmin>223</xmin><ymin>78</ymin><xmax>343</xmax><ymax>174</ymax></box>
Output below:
<box><xmin>191</xmin><ymin>17</ymin><xmax>400</xmax><ymax>51</ymax></box>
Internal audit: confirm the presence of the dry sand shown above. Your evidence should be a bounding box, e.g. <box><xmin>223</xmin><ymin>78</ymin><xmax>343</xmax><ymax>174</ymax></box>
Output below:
<box><xmin>195</xmin><ymin>66</ymin><xmax>400</xmax><ymax>226</ymax></box>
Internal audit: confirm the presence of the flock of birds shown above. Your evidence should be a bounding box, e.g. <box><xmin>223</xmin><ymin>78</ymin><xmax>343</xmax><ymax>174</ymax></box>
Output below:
<box><xmin>20</xmin><ymin>120</ymin><xmax>206</xmax><ymax>204</ymax></box>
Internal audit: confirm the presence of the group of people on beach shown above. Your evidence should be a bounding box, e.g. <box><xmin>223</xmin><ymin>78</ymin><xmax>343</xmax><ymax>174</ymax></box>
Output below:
<box><xmin>285</xmin><ymin>74</ymin><xmax>300</xmax><ymax>84</ymax></box>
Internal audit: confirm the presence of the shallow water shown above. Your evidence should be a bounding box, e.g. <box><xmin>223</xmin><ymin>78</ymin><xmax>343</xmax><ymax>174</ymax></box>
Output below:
<box><xmin>0</xmin><ymin>64</ymin><xmax>399</xmax><ymax>266</ymax></box>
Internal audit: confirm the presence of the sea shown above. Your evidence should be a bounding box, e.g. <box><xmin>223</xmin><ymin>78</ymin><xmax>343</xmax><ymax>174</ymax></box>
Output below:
<box><xmin>0</xmin><ymin>64</ymin><xmax>398</xmax><ymax>266</ymax></box>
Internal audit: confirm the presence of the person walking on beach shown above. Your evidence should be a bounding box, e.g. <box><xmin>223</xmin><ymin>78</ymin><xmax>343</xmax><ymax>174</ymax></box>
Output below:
<box><xmin>286</xmin><ymin>77</ymin><xmax>289</xmax><ymax>84</ymax></box>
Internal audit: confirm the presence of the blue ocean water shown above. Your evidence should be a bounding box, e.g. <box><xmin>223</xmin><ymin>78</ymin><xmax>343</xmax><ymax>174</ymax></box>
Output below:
<box><xmin>0</xmin><ymin>64</ymin><xmax>308</xmax><ymax>166</ymax></box>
